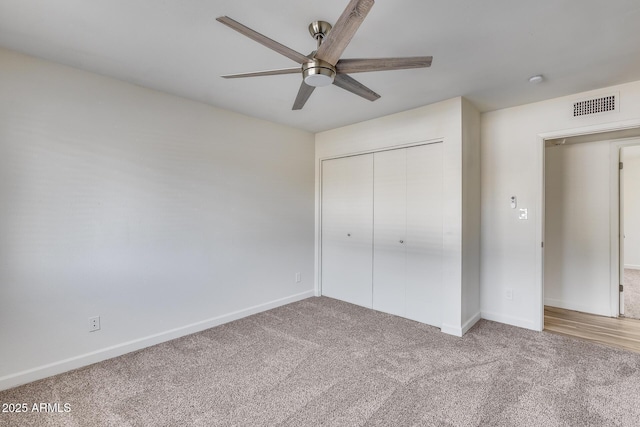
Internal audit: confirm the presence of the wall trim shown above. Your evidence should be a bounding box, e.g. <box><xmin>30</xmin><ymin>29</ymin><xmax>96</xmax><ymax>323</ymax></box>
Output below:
<box><xmin>440</xmin><ymin>323</ymin><xmax>463</xmax><ymax>337</ymax></box>
<box><xmin>462</xmin><ymin>312</ymin><xmax>482</xmax><ymax>335</ymax></box>
<box><xmin>538</xmin><ymin>119</ymin><xmax>640</xmax><ymax>142</ymax></box>
<box><xmin>625</xmin><ymin>264</ymin><xmax>640</xmax><ymax>270</ymax></box>
<box><xmin>441</xmin><ymin>313</ymin><xmax>484</xmax><ymax>336</ymax></box>
<box><xmin>317</xmin><ymin>138</ymin><xmax>444</xmax><ymax>162</ymax></box>
<box><xmin>481</xmin><ymin>310</ymin><xmax>540</xmax><ymax>331</ymax></box>
<box><xmin>0</xmin><ymin>291</ymin><xmax>314</xmax><ymax>392</ymax></box>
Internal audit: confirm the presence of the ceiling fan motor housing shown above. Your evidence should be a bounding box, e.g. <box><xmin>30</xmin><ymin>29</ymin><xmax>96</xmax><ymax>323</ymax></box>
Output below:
<box><xmin>302</xmin><ymin>59</ymin><xmax>336</xmax><ymax>87</ymax></box>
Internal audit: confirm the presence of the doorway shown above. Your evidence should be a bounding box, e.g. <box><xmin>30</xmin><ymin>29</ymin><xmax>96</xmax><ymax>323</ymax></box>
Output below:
<box><xmin>320</xmin><ymin>143</ymin><xmax>444</xmax><ymax>327</ymax></box>
<box><xmin>539</xmin><ymin>133</ymin><xmax>640</xmax><ymax>320</ymax></box>
<box><xmin>621</xmin><ymin>145</ymin><xmax>640</xmax><ymax>320</ymax></box>
<box><xmin>538</xmin><ymin>126</ymin><xmax>640</xmax><ymax>348</ymax></box>
<box><xmin>543</xmin><ymin>138</ymin><xmax>615</xmax><ymax>317</ymax></box>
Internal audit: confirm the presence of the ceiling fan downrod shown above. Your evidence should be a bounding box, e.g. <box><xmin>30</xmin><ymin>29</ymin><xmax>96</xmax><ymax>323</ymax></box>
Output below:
<box><xmin>309</xmin><ymin>21</ymin><xmax>332</xmax><ymax>49</ymax></box>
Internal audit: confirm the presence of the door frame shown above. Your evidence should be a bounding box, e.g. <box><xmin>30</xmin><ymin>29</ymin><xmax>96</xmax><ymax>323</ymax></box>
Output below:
<box><xmin>611</xmin><ymin>139</ymin><xmax>640</xmax><ymax>316</ymax></box>
<box><xmin>537</xmin><ymin>119</ymin><xmax>640</xmax><ymax>331</ymax></box>
<box><xmin>618</xmin><ymin>142</ymin><xmax>640</xmax><ymax>315</ymax></box>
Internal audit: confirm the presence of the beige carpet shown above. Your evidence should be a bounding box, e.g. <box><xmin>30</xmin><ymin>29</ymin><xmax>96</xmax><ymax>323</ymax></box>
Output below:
<box><xmin>624</xmin><ymin>268</ymin><xmax>640</xmax><ymax>319</ymax></box>
<box><xmin>2</xmin><ymin>296</ymin><xmax>640</xmax><ymax>426</ymax></box>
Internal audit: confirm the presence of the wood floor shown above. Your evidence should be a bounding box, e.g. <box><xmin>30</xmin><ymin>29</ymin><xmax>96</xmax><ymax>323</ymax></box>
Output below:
<box><xmin>544</xmin><ymin>306</ymin><xmax>640</xmax><ymax>353</ymax></box>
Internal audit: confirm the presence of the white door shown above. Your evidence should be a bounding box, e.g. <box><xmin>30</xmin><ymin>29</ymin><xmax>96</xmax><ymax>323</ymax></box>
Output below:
<box><xmin>373</xmin><ymin>149</ymin><xmax>407</xmax><ymax>316</ymax></box>
<box><xmin>405</xmin><ymin>143</ymin><xmax>443</xmax><ymax>326</ymax></box>
<box><xmin>372</xmin><ymin>144</ymin><xmax>443</xmax><ymax>326</ymax></box>
<box><xmin>321</xmin><ymin>154</ymin><xmax>374</xmax><ymax>308</ymax></box>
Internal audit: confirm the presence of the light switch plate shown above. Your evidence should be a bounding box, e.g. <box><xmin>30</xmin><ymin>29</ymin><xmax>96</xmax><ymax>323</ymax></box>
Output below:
<box><xmin>519</xmin><ymin>208</ymin><xmax>528</xmax><ymax>220</ymax></box>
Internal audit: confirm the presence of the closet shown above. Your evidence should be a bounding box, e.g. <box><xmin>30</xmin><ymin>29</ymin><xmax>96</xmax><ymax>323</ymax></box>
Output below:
<box><xmin>321</xmin><ymin>143</ymin><xmax>443</xmax><ymax>327</ymax></box>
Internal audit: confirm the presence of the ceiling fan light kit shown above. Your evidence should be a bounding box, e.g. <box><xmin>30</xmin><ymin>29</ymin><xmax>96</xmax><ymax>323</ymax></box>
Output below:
<box><xmin>303</xmin><ymin>59</ymin><xmax>336</xmax><ymax>87</ymax></box>
<box><xmin>216</xmin><ymin>0</ymin><xmax>432</xmax><ymax>110</ymax></box>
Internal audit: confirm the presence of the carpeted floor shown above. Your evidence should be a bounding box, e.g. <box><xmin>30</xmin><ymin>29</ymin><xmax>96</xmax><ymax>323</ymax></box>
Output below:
<box><xmin>2</xmin><ymin>296</ymin><xmax>640</xmax><ymax>426</ymax></box>
<box><xmin>624</xmin><ymin>268</ymin><xmax>640</xmax><ymax>319</ymax></box>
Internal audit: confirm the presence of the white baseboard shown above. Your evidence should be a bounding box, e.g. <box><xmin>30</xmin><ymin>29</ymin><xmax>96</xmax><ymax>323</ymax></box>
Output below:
<box><xmin>462</xmin><ymin>311</ymin><xmax>482</xmax><ymax>335</ymax></box>
<box><xmin>440</xmin><ymin>312</ymin><xmax>482</xmax><ymax>337</ymax></box>
<box><xmin>543</xmin><ymin>298</ymin><xmax>613</xmax><ymax>318</ymax></box>
<box><xmin>440</xmin><ymin>323</ymin><xmax>463</xmax><ymax>337</ymax></box>
<box><xmin>0</xmin><ymin>290</ymin><xmax>314</xmax><ymax>392</ymax></box>
<box><xmin>624</xmin><ymin>264</ymin><xmax>640</xmax><ymax>270</ymax></box>
<box><xmin>480</xmin><ymin>310</ymin><xmax>539</xmax><ymax>331</ymax></box>
<box><xmin>441</xmin><ymin>312</ymin><xmax>482</xmax><ymax>337</ymax></box>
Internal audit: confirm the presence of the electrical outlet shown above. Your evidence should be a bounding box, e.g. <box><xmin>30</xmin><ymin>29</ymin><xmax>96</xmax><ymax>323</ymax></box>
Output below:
<box><xmin>295</xmin><ymin>272</ymin><xmax>301</xmax><ymax>283</ymax></box>
<box><xmin>505</xmin><ymin>288</ymin><xmax>513</xmax><ymax>301</ymax></box>
<box><xmin>89</xmin><ymin>316</ymin><xmax>100</xmax><ymax>332</ymax></box>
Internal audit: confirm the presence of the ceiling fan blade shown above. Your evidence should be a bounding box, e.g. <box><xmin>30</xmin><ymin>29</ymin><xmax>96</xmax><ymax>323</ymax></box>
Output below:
<box><xmin>216</xmin><ymin>16</ymin><xmax>309</xmax><ymax>64</ymax></box>
<box><xmin>222</xmin><ymin>67</ymin><xmax>301</xmax><ymax>79</ymax></box>
<box><xmin>292</xmin><ymin>81</ymin><xmax>316</xmax><ymax>110</ymax></box>
<box><xmin>336</xmin><ymin>56</ymin><xmax>432</xmax><ymax>74</ymax></box>
<box><xmin>333</xmin><ymin>74</ymin><xmax>380</xmax><ymax>101</ymax></box>
<box><xmin>314</xmin><ymin>0</ymin><xmax>375</xmax><ymax>66</ymax></box>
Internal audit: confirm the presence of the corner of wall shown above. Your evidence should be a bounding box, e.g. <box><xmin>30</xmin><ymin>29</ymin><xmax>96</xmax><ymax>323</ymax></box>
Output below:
<box><xmin>461</xmin><ymin>98</ymin><xmax>482</xmax><ymax>329</ymax></box>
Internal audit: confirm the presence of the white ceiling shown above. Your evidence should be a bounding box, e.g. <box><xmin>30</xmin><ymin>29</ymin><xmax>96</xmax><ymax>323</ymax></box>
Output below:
<box><xmin>1</xmin><ymin>0</ymin><xmax>640</xmax><ymax>133</ymax></box>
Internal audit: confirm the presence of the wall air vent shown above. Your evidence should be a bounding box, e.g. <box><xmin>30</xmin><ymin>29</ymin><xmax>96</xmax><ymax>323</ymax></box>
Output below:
<box><xmin>573</xmin><ymin>94</ymin><xmax>617</xmax><ymax>117</ymax></box>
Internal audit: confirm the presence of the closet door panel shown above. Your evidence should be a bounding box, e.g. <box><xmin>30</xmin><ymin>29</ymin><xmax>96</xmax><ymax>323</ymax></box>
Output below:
<box><xmin>321</xmin><ymin>154</ymin><xmax>374</xmax><ymax>308</ymax></box>
<box><xmin>373</xmin><ymin>149</ymin><xmax>407</xmax><ymax>316</ymax></box>
<box><xmin>405</xmin><ymin>143</ymin><xmax>443</xmax><ymax>326</ymax></box>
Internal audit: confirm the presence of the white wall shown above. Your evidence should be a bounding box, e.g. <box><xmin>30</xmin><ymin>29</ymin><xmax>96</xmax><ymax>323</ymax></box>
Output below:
<box><xmin>315</xmin><ymin>97</ymin><xmax>481</xmax><ymax>336</ymax></box>
<box><xmin>481</xmin><ymin>80</ymin><xmax>640</xmax><ymax>330</ymax></box>
<box><xmin>0</xmin><ymin>47</ymin><xmax>315</xmax><ymax>390</ymax></box>
<box><xmin>624</xmin><ymin>146</ymin><xmax>640</xmax><ymax>269</ymax></box>
<box><xmin>544</xmin><ymin>141</ymin><xmax>613</xmax><ymax>316</ymax></box>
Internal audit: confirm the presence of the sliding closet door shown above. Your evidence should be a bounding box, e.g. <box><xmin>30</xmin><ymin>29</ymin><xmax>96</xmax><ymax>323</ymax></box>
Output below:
<box><xmin>372</xmin><ymin>143</ymin><xmax>443</xmax><ymax>326</ymax></box>
<box><xmin>373</xmin><ymin>149</ymin><xmax>407</xmax><ymax>316</ymax></box>
<box><xmin>405</xmin><ymin>143</ymin><xmax>443</xmax><ymax>326</ymax></box>
<box><xmin>321</xmin><ymin>154</ymin><xmax>374</xmax><ymax>308</ymax></box>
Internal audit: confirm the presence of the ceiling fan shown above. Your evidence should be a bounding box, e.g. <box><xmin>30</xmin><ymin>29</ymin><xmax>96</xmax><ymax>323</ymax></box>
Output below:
<box><xmin>216</xmin><ymin>0</ymin><xmax>432</xmax><ymax>110</ymax></box>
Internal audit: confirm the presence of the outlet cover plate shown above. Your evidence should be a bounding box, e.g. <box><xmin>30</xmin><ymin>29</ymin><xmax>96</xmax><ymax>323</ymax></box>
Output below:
<box><xmin>89</xmin><ymin>316</ymin><xmax>101</xmax><ymax>332</ymax></box>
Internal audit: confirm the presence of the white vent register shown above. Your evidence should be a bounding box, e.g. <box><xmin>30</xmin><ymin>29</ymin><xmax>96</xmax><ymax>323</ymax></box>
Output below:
<box><xmin>573</xmin><ymin>94</ymin><xmax>617</xmax><ymax>117</ymax></box>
